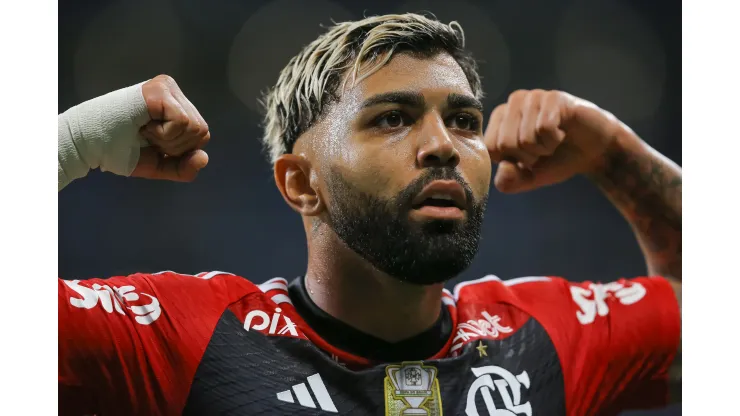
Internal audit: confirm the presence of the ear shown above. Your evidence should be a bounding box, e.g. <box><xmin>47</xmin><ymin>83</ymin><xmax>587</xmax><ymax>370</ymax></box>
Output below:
<box><xmin>274</xmin><ymin>154</ymin><xmax>324</xmax><ymax>217</ymax></box>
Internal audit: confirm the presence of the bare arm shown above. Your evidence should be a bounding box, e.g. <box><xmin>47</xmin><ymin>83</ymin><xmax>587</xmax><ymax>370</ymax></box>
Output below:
<box><xmin>588</xmin><ymin>130</ymin><xmax>682</xmax><ymax>281</ymax></box>
<box><xmin>485</xmin><ymin>90</ymin><xmax>682</xmax><ymax>403</ymax></box>
<box><xmin>587</xmin><ymin>129</ymin><xmax>682</xmax><ymax>401</ymax></box>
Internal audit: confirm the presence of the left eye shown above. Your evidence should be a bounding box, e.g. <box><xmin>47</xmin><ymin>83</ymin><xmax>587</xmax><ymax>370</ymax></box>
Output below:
<box><xmin>448</xmin><ymin>114</ymin><xmax>479</xmax><ymax>131</ymax></box>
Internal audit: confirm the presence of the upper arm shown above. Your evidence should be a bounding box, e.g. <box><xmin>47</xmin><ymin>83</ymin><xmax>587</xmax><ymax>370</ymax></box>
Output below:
<box><xmin>58</xmin><ymin>273</ymin><xmax>231</xmax><ymax>415</ymax></box>
<box><xmin>565</xmin><ymin>276</ymin><xmax>681</xmax><ymax>413</ymax></box>
<box><xmin>513</xmin><ymin>276</ymin><xmax>681</xmax><ymax>414</ymax></box>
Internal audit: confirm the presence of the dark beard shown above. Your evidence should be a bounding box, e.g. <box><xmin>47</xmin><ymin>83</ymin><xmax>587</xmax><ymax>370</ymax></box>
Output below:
<box><xmin>325</xmin><ymin>167</ymin><xmax>487</xmax><ymax>285</ymax></box>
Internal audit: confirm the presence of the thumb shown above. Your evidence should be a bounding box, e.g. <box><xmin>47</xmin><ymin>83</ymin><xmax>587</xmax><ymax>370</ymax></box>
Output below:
<box><xmin>131</xmin><ymin>148</ymin><xmax>209</xmax><ymax>182</ymax></box>
<box><xmin>495</xmin><ymin>153</ymin><xmax>582</xmax><ymax>194</ymax></box>
<box><xmin>494</xmin><ymin>160</ymin><xmax>537</xmax><ymax>194</ymax></box>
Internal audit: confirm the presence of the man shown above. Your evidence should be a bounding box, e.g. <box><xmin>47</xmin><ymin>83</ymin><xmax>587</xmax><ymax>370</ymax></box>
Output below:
<box><xmin>58</xmin><ymin>13</ymin><xmax>681</xmax><ymax>416</ymax></box>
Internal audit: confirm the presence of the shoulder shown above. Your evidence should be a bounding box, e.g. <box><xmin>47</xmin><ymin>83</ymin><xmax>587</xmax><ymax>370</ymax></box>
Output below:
<box><xmin>58</xmin><ymin>271</ymin><xmax>270</xmax><ymax>415</ymax></box>
<box><xmin>451</xmin><ymin>275</ymin><xmax>572</xmax><ymax>341</ymax></box>
<box><xmin>452</xmin><ymin>274</ymin><xmax>669</xmax><ymax>323</ymax></box>
<box><xmin>452</xmin><ymin>274</ymin><xmax>679</xmax><ymax>413</ymax></box>
<box><xmin>452</xmin><ymin>274</ymin><xmax>570</xmax><ymax>307</ymax></box>
<box><xmin>61</xmin><ymin>269</ymin><xmax>261</xmax><ymax>294</ymax></box>
<box><xmin>59</xmin><ymin>270</ymin><xmax>265</xmax><ymax>324</ymax></box>
<box><xmin>144</xmin><ymin>270</ymin><xmax>262</xmax><ymax>296</ymax></box>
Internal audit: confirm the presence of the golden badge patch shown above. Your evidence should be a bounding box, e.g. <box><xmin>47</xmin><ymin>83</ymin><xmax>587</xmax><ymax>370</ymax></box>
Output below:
<box><xmin>384</xmin><ymin>361</ymin><xmax>443</xmax><ymax>416</ymax></box>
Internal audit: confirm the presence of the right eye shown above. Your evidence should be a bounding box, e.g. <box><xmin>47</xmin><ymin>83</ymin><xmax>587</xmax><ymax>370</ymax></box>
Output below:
<box><xmin>374</xmin><ymin>111</ymin><xmax>414</xmax><ymax>130</ymax></box>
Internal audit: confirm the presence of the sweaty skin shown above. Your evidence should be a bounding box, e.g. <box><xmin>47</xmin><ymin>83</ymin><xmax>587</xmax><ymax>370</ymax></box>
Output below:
<box><xmin>58</xmin><ymin>50</ymin><xmax>682</xmax><ymax>409</ymax></box>
<box><xmin>276</xmin><ymin>52</ymin><xmax>682</xmax><ymax>401</ymax></box>
<box><xmin>278</xmin><ymin>52</ymin><xmax>491</xmax><ymax>342</ymax></box>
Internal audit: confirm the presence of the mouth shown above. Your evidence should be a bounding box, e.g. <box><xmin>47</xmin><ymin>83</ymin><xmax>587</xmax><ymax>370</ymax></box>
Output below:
<box><xmin>410</xmin><ymin>180</ymin><xmax>467</xmax><ymax>220</ymax></box>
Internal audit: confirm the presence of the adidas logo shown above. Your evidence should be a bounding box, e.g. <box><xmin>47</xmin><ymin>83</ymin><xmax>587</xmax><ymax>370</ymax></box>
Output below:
<box><xmin>276</xmin><ymin>373</ymin><xmax>338</xmax><ymax>413</ymax></box>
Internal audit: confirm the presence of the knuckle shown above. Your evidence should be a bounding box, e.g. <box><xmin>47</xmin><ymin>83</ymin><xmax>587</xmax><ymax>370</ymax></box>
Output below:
<box><xmin>509</xmin><ymin>89</ymin><xmax>529</xmax><ymax>103</ymax></box>
<box><xmin>519</xmin><ymin>133</ymin><xmax>539</xmax><ymax>147</ymax></box>
<box><xmin>524</xmin><ymin>90</ymin><xmax>545</xmax><ymax>106</ymax></box>
<box><xmin>547</xmin><ymin>90</ymin><xmax>567</xmax><ymax>105</ymax></box>
<box><xmin>155</xmin><ymin>74</ymin><xmax>177</xmax><ymax>88</ymax></box>
<box><xmin>490</xmin><ymin>103</ymin><xmax>507</xmax><ymax>116</ymax></box>
<box><xmin>487</xmin><ymin>109</ymin><xmax>504</xmax><ymax>128</ymax></box>
<box><xmin>520</xmin><ymin>141</ymin><xmax>545</xmax><ymax>156</ymax></box>
<box><xmin>175</xmin><ymin>114</ymin><xmax>190</xmax><ymax>127</ymax></box>
<box><xmin>142</xmin><ymin>124</ymin><xmax>158</xmax><ymax>138</ymax></box>
<box><xmin>535</xmin><ymin>119</ymin><xmax>557</xmax><ymax>134</ymax></box>
<box><xmin>186</xmin><ymin>122</ymin><xmax>201</xmax><ymax>135</ymax></box>
<box><xmin>146</xmin><ymin>132</ymin><xmax>164</xmax><ymax>143</ymax></box>
<box><xmin>498</xmin><ymin>135</ymin><xmax>518</xmax><ymax>150</ymax></box>
<box><xmin>147</xmin><ymin>131</ymin><xmax>165</xmax><ymax>147</ymax></box>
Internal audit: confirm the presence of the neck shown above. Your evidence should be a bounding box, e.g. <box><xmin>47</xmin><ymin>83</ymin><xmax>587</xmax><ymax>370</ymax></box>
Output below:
<box><xmin>304</xmin><ymin>226</ymin><xmax>443</xmax><ymax>343</ymax></box>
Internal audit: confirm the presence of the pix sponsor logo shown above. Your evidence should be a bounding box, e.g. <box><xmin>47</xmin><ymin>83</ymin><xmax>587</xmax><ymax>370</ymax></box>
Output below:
<box><xmin>244</xmin><ymin>307</ymin><xmax>299</xmax><ymax>337</ymax></box>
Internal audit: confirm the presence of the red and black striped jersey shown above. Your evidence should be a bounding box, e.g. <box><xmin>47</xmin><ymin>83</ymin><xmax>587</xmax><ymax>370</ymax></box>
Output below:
<box><xmin>58</xmin><ymin>271</ymin><xmax>680</xmax><ymax>416</ymax></box>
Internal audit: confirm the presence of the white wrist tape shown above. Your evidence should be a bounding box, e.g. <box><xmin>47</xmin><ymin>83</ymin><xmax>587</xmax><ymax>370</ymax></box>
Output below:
<box><xmin>58</xmin><ymin>82</ymin><xmax>151</xmax><ymax>191</ymax></box>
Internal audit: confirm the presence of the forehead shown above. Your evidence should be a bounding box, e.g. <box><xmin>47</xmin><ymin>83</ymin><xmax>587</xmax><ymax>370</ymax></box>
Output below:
<box><xmin>342</xmin><ymin>52</ymin><xmax>474</xmax><ymax>104</ymax></box>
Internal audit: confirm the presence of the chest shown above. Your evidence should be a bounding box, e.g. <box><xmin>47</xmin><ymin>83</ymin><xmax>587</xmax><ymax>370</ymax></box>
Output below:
<box><xmin>182</xmin><ymin>311</ymin><xmax>566</xmax><ymax>416</ymax></box>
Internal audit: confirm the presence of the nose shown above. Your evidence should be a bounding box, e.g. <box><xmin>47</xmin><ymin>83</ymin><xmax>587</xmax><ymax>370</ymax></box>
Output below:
<box><xmin>416</xmin><ymin>114</ymin><xmax>460</xmax><ymax>168</ymax></box>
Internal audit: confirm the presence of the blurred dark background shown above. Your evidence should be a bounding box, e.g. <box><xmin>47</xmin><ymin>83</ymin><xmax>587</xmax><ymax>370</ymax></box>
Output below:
<box><xmin>58</xmin><ymin>0</ymin><xmax>680</xmax><ymax>414</ymax></box>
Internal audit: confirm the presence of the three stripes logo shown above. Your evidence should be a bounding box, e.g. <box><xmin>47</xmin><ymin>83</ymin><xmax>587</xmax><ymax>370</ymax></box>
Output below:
<box><xmin>276</xmin><ymin>373</ymin><xmax>338</xmax><ymax>413</ymax></box>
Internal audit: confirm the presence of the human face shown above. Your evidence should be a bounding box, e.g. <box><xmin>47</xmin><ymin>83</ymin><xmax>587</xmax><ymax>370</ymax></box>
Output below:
<box><xmin>309</xmin><ymin>52</ymin><xmax>492</xmax><ymax>284</ymax></box>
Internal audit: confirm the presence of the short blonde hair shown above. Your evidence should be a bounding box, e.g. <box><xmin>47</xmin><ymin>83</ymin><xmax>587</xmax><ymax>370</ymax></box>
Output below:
<box><xmin>260</xmin><ymin>13</ymin><xmax>483</xmax><ymax>164</ymax></box>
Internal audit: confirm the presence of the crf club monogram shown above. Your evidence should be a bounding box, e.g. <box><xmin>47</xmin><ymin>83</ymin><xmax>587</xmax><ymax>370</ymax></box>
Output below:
<box><xmin>384</xmin><ymin>361</ymin><xmax>443</xmax><ymax>416</ymax></box>
<box><xmin>466</xmin><ymin>366</ymin><xmax>532</xmax><ymax>416</ymax></box>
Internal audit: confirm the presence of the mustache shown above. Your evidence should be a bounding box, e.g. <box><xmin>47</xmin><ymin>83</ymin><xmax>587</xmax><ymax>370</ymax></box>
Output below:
<box><xmin>396</xmin><ymin>167</ymin><xmax>476</xmax><ymax>209</ymax></box>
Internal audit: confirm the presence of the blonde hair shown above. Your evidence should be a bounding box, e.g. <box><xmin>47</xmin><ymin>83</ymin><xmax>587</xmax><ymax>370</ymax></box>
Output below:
<box><xmin>260</xmin><ymin>13</ymin><xmax>483</xmax><ymax>164</ymax></box>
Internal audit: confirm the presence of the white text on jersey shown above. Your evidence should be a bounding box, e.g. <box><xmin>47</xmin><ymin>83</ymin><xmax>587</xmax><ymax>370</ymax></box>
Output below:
<box><xmin>451</xmin><ymin>311</ymin><xmax>513</xmax><ymax>354</ymax></box>
<box><xmin>570</xmin><ymin>281</ymin><xmax>647</xmax><ymax>325</ymax></box>
<box><xmin>244</xmin><ymin>307</ymin><xmax>299</xmax><ymax>336</ymax></box>
<box><xmin>64</xmin><ymin>280</ymin><xmax>162</xmax><ymax>325</ymax></box>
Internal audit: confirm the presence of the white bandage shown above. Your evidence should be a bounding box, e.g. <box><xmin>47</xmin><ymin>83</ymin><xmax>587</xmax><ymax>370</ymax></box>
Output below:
<box><xmin>58</xmin><ymin>82</ymin><xmax>151</xmax><ymax>191</ymax></box>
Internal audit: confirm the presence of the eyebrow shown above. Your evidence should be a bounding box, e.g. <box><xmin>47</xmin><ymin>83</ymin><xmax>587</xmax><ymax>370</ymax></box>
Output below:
<box><xmin>447</xmin><ymin>93</ymin><xmax>484</xmax><ymax>113</ymax></box>
<box><xmin>361</xmin><ymin>91</ymin><xmax>425</xmax><ymax>109</ymax></box>
<box><xmin>360</xmin><ymin>91</ymin><xmax>484</xmax><ymax>113</ymax></box>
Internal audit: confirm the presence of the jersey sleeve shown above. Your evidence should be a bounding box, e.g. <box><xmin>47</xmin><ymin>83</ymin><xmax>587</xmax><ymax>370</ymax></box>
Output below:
<box><xmin>58</xmin><ymin>271</ymin><xmax>256</xmax><ymax>416</ymax></box>
<box><xmin>518</xmin><ymin>276</ymin><xmax>680</xmax><ymax>415</ymax></box>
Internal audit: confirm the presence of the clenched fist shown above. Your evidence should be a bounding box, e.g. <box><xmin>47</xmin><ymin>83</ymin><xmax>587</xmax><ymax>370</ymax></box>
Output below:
<box><xmin>132</xmin><ymin>75</ymin><xmax>211</xmax><ymax>182</ymax></box>
<box><xmin>485</xmin><ymin>90</ymin><xmax>624</xmax><ymax>193</ymax></box>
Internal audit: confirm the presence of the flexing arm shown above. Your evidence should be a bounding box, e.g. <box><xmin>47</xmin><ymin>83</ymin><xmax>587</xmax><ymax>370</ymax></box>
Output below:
<box><xmin>588</xmin><ymin>132</ymin><xmax>682</xmax><ymax>401</ymax></box>
<box><xmin>588</xmin><ymin>131</ymin><xmax>682</xmax><ymax>281</ymax></box>
<box><xmin>58</xmin><ymin>76</ymin><xmax>213</xmax><ymax>414</ymax></box>
<box><xmin>486</xmin><ymin>90</ymin><xmax>682</xmax><ymax>283</ymax></box>
<box><xmin>485</xmin><ymin>89</ymin><xmax>682</xmax><ymax>404</ymax></box>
